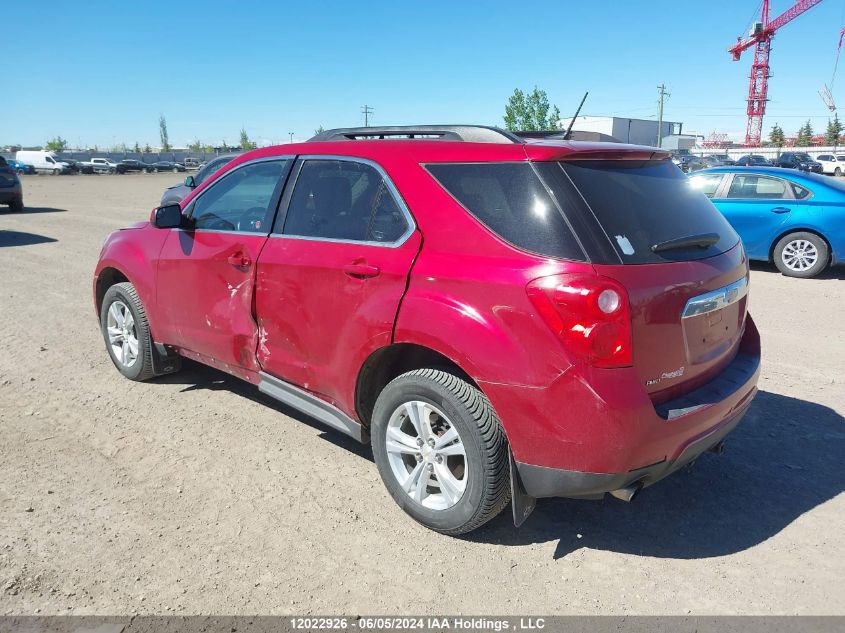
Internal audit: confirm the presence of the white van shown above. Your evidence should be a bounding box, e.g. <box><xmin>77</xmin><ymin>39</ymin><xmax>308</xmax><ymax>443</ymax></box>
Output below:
<box><xmin>15</xmin><ymin>150</ymin><xmax>69</xmax><ymax>174</ymax></box>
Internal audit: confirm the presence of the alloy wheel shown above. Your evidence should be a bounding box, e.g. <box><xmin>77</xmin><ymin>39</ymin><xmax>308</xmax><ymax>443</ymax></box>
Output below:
<box><xmin>385</xmin><ymin>400</ymin><xmax>467</xmax><ymax>510</ymax></box>
<box><xmin>106</xmin><ymin>300</ymin><xmax>139</xmax><ymax>367</ymax></box>
<box><xmin>781</xmin><ymin>239</ymin><xmax>819</xmax><ymax>272</ymax></box>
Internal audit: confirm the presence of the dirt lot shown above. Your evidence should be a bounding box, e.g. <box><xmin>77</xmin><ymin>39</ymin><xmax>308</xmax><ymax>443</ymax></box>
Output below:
<box><xmin>1</xmin><ymin>173</ymin><xmax>843</xmax><ymax>616</ymax></box>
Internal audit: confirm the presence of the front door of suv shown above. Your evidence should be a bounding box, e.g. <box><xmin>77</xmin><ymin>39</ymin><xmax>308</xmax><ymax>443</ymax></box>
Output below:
<box><xmin>254</xmin><ymin>157</ymin><xmax>421</xmax><ymax>413</ymax></box>
<box><xmin>155</xmin><ymin>158</ymin><xmax>291</xmax><ymax>376</ymax></box>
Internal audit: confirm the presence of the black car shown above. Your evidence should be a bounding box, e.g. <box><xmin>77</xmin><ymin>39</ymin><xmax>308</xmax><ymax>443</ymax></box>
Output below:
<box><xmin>118</xmin><ymin>159</ymin><xmax>150</xmax><ymax>173</ymax></box>
<box><xmin>160</xmin><ymin>153</ymin><xmax>238</xmax><ymax>205</ymax></box>
<box><xmin>735</xmin><ymin>154</ymin><xmax>773</xmax><ymax>167</ymax></box>
<box><xmin>702</xmin><ymin>155</ymin><xmax>736</xmax><ymax>167</ymax></box>
<box><xmin>774</xmin><ymin>151</ymin><xmax>823</xmax><ymax>173</ymax></box>
<box><xmin>146</xmin><ymin>161</ymin><xmax>186</xmax><ymax>173</ymax></box>
<box><xmin>57</xmin><ymin>158</ymin><xmax>95</xmax><ymax>174</ymax></box>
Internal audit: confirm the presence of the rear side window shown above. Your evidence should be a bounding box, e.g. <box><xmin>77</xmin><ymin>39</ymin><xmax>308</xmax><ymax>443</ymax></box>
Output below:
<box><xmin>726</xmin><ymin>174</ymin><xmax>787</xmax><ymax>199</ymax></box>
<box><xmin>689</xmin><ymin>173</ymin><xmax>725</xmax><ymax>197</ymax></box>
<box><xmin>543</xmin><ymin>160</ymin><xmax>739</xmax><ymax>264</ymax></box>
<box><xmin>281</xmin><ymin>159</ymin><xmax>410</xmax><ymax>243</ymax></box>
<box><xmin>425</xmin><ymin>163</ymin><xmax>584</xmax><ymax>260</ymax></box>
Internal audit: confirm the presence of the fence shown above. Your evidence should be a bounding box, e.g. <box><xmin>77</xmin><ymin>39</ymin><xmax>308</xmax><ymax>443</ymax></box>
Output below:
<box><xmin>54</xmin><ymin>150</ymin><xmax>242</xmax><ymax>164</ymax></box>
<box><xmin>695</xmin><ymin>146</ymin><xmax>844</xmax><ymax>160</ymax></box>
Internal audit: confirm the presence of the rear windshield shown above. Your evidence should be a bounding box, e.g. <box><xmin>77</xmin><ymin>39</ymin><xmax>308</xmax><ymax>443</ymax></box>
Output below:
<box><xmin>425</xmin><ymin>162</ymin><xmax>585</xmax><ymax>261</ymax></box>
<box><xmin>540</xmin><ymin>160</ymin><xmax>739</xmax><ymax>264</ymax></box>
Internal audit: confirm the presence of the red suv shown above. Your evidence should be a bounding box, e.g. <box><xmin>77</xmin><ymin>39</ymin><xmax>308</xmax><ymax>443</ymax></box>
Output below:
<box><xmin>94</xmin><ymin>125</ymin><xmax>760</xmax><ymax>535</ymax></box>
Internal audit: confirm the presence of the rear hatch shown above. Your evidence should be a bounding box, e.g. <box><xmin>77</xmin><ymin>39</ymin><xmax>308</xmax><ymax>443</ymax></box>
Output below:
<box><xmin>531</xmin><ymin>154</ymin><xmax>748</xmax><ymax>401</ymax></box>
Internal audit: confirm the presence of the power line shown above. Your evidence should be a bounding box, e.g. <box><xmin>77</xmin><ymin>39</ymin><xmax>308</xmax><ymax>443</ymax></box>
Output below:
<box><xmin>361</xmin><ymin>105</ymin><xmax>374</xmax><ymax>127</ymax></box>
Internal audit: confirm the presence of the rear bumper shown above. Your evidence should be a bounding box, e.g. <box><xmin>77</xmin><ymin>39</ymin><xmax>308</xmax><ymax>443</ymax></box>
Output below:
<box><xmin>0</xmin><ymin>186</ymin><xmax>22</xmax><ymax>203</ymax></box>
<box><xmin>516</xmin><ymin>398</ymin><xmax>751</xmax><ymax>498</ymax></box>
<box><xmin>481</xmin><ymin>315</ymin><xmax>761</xmax><ymax>490</ymax></box>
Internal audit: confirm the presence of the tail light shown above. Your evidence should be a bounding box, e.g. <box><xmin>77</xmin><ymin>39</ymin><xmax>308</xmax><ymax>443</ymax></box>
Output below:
<box><xmin>526</xmin><ymin>273</ymin><xmax>633</xmax><ymax>368</ymax></box>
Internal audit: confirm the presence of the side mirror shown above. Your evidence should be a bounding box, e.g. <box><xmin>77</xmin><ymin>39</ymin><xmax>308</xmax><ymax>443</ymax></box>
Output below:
<box><xmin>153</xmin><ymin>204</ymin><xmax>183</xmax><ymax>229</ymax></box>
<box><xmin>184</xmin><ymin>175</ymin><xmax>196</xmax><ymax>188</ymax></box>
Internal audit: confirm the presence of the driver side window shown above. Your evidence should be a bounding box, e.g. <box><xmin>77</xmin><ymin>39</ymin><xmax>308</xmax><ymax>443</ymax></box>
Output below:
<box><xmin>190</xmin><ymin>159</ymin><xmax>289</xmax><ymax>233</ymax></box>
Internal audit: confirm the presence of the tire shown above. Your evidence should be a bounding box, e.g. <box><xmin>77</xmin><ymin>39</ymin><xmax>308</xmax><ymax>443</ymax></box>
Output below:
<box><xmin>773</xmin><ymin>232</ymin><xmax>829</xmax><ymax>279</ymax></box>
<box><xmin>9</xmin><ymin>198</ymin><xmax>23</xmax><ymax>212</ymax></box>
<box><xmin>52</xmin><ymin>168</ymin><xmax>60</xmax><ymax>175</ymax></box>
<box><xmin>371</xmin><ymin>368</ymin><xmax>510</xmax><ymax>535</ymax></box>
<box><xmin>99</xmin><ymin>282</ymin><xmax>157</xmax><ymax>381</ymax></box>
<box><xmin>172</xmin><ymin>167</ymin><xmax>178</xmax><ymax>173</ymax></box>
<box><xmin>835</xmin><ymin>167</ymin><xmax>841</xmax><ymax>177</ymax></box>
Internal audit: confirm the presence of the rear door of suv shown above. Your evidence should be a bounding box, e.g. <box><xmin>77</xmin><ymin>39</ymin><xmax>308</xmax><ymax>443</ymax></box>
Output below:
<box><xmin>254</xmin><ymin>156</ymin><xmax>420</xmax><ymax>412</ymax></box>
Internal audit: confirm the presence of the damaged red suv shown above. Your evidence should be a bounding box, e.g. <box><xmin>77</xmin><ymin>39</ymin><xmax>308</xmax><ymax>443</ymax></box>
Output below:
<box><xmin>94</xmin><ymin>125</ymin><xmax>760</xmax><ymax>534</ymax></box>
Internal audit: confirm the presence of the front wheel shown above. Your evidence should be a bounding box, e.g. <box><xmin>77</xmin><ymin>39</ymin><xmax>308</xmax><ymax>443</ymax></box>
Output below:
<box><xmin>774</xmin><ymin>232</ymin><xmax>829</xmax><ymax>278</ymax></box>
<box><xmin>835</xmin><ymin>167</ymin><xmax>842</xmax><ymax>177</ymax></box>
<box><xmin>371</xmin><ymin>368</ymin><xmax>511</xmax><ymax>535</ymax></box>
<box><xmin>52</xmin><ymin>168</ymin><xmax>60</xmax><ymax>175</ymax></box>
<box><xmin>100</xmin><ymin>282</ymin><xmax>157</xmax><ymax>381</ymax></box>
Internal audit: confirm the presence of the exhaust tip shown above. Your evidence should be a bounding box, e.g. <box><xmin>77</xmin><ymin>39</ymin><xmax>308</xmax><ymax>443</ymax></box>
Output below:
<box><xmin>710</xmin><ymin>441</ymin><xmax>726</xmax><ymax>455</ymax></box>
<box><xmin>609</xmin><ymin>481</ymin><xmax>643</xmax><ymax>503</ymax></box>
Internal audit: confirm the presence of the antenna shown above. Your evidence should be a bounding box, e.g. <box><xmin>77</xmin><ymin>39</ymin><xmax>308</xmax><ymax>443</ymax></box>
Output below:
<box><xmin>563</xmin><ymin>92</ymin><xmax>589</xmax><ymax>140</ymax></box>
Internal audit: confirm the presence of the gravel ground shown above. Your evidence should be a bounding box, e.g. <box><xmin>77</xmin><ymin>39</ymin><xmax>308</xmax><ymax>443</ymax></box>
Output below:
<box><xmin>1</xmin><ymin>173</ymin><xmax>843</xmax><ymax>615</ymax></box>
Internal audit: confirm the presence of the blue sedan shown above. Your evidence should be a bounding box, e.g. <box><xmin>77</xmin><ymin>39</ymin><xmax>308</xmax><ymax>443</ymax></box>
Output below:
<box><xmin>690</xmin><ymin>167</ymin><xmax>845</xmax><ymax>278</ymax></box>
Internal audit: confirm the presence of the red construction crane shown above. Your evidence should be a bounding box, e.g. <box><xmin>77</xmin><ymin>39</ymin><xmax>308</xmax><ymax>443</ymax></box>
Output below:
<box><xmin>730</xmin><ymin>0</ymin><xmax>824</xmax><ymax>146</ymax></box>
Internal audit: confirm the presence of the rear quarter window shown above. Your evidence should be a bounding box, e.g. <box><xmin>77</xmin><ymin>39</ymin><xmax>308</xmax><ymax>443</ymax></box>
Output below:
<box><xmin>425</xmin><ymin>162</ymin><xmax>585</xmax><ymax>261</ymax></box>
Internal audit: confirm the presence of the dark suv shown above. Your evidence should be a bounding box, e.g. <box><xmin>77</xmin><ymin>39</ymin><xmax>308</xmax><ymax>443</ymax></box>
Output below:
<box><xmin>93</xmin><ymin>125</ymin><xmax>761</xmax><ymax>535</ymax></box>
<box><xmin>775</xmin><ymin>152</ymin><xmax>823</xmax><ymax>173</ymax></box>
<box><xmin>0</xmin><ymin>157</ymin><xmax>23</xmax><ymax>211</ymax></box>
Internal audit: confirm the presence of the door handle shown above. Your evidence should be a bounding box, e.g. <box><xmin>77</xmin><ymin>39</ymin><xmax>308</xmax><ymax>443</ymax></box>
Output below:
<box><xmin>770</xmin><ymin>207</ymin><xmax>791</xmax><ymax>214</ymax></box>
<box><xmin>227</xmin><ymin>252</ymin><xmax>252</xmax><ymax>268</ymax></box>
<box><xmin>343</xmin><ymin>263</ymin><xmax>380</xmax><ymax>279</ymax></box>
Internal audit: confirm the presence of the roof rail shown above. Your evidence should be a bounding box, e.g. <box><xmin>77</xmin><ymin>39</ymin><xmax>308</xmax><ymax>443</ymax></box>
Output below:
<box><xmin>308</xmin><ymin>125</ymin><xmax>523</xmax><ymax>144</ymax></box>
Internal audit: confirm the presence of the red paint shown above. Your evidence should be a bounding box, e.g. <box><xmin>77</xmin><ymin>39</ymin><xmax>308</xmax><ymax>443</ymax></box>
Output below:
<box><xmin>94</xmin><ymin>137</ymin><xmax>760</xmax><ymax>478</ymax></box>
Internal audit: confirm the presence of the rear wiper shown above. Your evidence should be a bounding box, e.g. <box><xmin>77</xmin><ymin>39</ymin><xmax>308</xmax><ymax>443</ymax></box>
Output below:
<box><xmin>651</xmin><ymin>233</ymin><xmax>720</xmax><ymax>253</ymax></box>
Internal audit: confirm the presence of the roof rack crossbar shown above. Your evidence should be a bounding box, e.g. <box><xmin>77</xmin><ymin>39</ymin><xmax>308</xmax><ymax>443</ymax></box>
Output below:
<box><xmin>309</xmin><ymin>125</ymin><xmax>523</xmax><ymax>144</ymax></box>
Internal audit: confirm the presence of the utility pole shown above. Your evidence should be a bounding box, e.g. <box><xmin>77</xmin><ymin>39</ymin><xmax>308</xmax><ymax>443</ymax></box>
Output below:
<box><xmin>656</xmin><ymin>84</ymin><xmax>670</xmax><ymax>147</ymax></box>
<box><xmin>288</xmin><ymin>132</ymin><xmax>294</xmax><ymax>143</ymax></box>
<box><xmin>361</xmin><ymin>105</ymin><xmax>374</xmax><ymax>127</ymax></box>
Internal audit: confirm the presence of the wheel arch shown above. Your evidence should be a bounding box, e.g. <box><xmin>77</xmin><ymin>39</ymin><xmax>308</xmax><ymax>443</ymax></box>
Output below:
<box><xmin>768</xmin><ymin>227</ymin><xmax>832</xmax><ymax>263</ymax></box>
<box><xmin>95</xmin><ymin>266</ymin><xmax>130</xmax><ymax>316</ymax></box>
<box><xmin>355</xmin><ymin>343</ymin><xmax>481</xmax><ymax>429</ymax></box>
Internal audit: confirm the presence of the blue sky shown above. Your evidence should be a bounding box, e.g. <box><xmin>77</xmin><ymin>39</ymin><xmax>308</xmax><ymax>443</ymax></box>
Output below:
<box><xmin>5</xmin><ymin>0</ymin><xmax>845</xmax><ymax>147</ymax></box>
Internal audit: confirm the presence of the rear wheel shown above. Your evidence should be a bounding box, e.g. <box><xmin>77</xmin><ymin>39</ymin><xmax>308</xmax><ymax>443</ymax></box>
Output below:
<box><xmin>9</xmin><ymin>198</ymin><xmax>23</xmax><ymax>212</ymax></box>
<box><xmin>371</xmin><ymin>368</ymin><xmax>510</xmax><ymax>535</ymax></box>
<box><xmin>100</xmin><ymin>282</ymin><xmax>157</xmax><ymax>381</ymax></box>
<box><xmin>774</xmin><ymin>232</ymin><xmax>829</xmax><ymax>278</ymax></box>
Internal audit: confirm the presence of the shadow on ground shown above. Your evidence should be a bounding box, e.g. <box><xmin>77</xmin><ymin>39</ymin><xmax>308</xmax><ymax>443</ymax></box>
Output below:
<box><xmin>154</xmin><ymin>359</ymin><xmax>372</xmax><ymax>460</ymax></box>
<box><xmin>0</xmin><ymin>230</ymin><xmax>58</xmax><ymax>247</ymax></box>
<box><xmin>17</xmin><ymin>207</ymin><xmax>68</xmax><ymax>214</ymax></box>
<box><xmin>153</xmin><ymin>361</ymin><xmax>844</xmax><ymax>560</ymax></box>
<box><xmin>750</xmin><ymin>260</ymin><xmax>845</xmax><ymax>280</ymax></box>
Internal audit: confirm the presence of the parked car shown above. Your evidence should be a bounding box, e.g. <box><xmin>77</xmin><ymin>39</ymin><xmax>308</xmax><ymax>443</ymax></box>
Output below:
<box><xmin>94</xmin><ymin>125</ymin><xmax>760</xmax><ymax>535</ymax></box>
<box><xmin>813</xmin><ymin>153</ymin><xmax>845</xmax><ymax>176</ymax></box>
<box><xmin>146</xmin><ymin>161</ymin><xmax>186</xmax><ymax>173</ymax></box>
<box><xmin>55</xmin><ymin>158</ymin><xmax>94</xmax><ymax>174</ymax></box>
<box><xmin>774</xmin><ymin>151</ymin><xmax>823</xmax><ymax>174</ymax></box>
<box><xmin>674</xmin><ymin>155</ymin><xmax>708</xmax><ymax>173</ymax></box>
<box><xmin>118</xmin><ymin>159</ymin><xmax>149</xmax><ymax>173</ymax></box>
<box><xmin>734</xmin><ymin>154</ymin><xmax>773</xmax><ymax>167</ymax></box>
<box><xmin>15</xmin><ymin>150</ymin><xmax>71</xmax><ymax>174</ymax></box>
<box><xmin>3</xmin><ymin>158</ymin><xmax>37</xmax><ymax>175</ymax></box>
<box><xmin>701</xmin><ymin>155</ymin><xmax>735</xmax><ymax>167</ymax></box>
<box><xmin>0</xmin><ymin>157</ymin><xmax>24</xmax><ymax>211</ymax></box>
<box><xmin>79</xmin><ymin>157</ymin><xmax>123</xmax><ymax>174</ymax></box>
<box><xmin>183</xmin><ymin>157</ymin><xmax>202</xmax><ymax>171</ymax></box>
<box><xmin>160</xmin><ymin>154</ymin><xmax>238</xmax><ymax>205</ymax></box>
<box><xmin>690</xmin><ymin>166</ymin><xmax>844</xmax><ymax>278</ymax></box>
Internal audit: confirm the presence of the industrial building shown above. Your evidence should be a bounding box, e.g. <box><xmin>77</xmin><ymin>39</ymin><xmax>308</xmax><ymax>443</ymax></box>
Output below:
<box><xmin>563</xmin><ymin>115</ymin><xmax>685</xmax><ymax>147</ymax></box>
